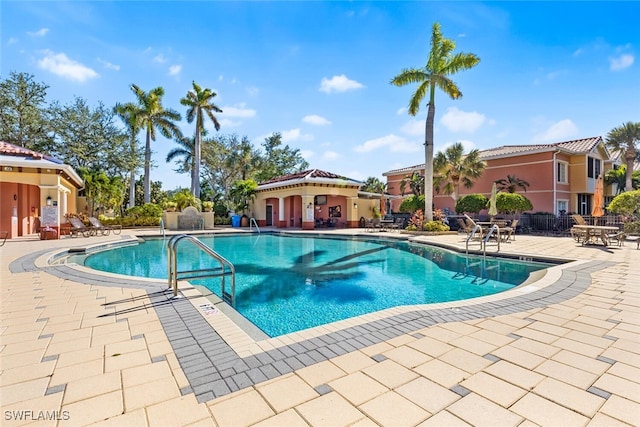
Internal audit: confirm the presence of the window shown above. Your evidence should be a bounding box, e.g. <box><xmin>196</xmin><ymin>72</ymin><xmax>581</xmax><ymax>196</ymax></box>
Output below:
<box><xmin>557</xmin><ymin>161</ymin><xmax>568</xmax><ymax>183</ymax></box>
<box><xmin>587</xmin><ymin>156</ymin><xmax>601</xmax><ymax>178</ymax></box>
<box><xmin>557</xmin><ymin>200</ymin><xmax>568</xmax><ymax>215</ymax></box>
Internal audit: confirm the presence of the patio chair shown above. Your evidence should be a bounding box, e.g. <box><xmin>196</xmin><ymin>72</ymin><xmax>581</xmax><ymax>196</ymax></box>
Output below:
<box><xmin>572</xmin><ymin>214</ymin><xmax>587</xmax><ymax>226</ymax></box>
<box><xmin>457</xmin><ymin>218</ymin><xmax>472</xmax><ymax>235</ymax></box>
<box><xmin>501</xmin><ymin>219</ymin><xmax>519</xmax><ymax>242</ymax></box>
<box><xmin>605</xmin><ymin>230</ymin><xmax>626</xmax><ymax>247</ymax></box>
<box><xmin>389</xmin><ymin>217</ymin><xmax>405</xmax><ymax>232</ymax></box>
<box><xmin>89</xmin><ymin>217</ymin><xmax>122</xmax><ymax>236</ymax></box>
<box><xmin>464</xmin><ymin>215</ymin><xmax>483</xmax><ymax>239</ymax></box>
<box><xmin>67</xmin><ymin>217</ymin><xmax>94</xmax><ymax>237</ymax></box>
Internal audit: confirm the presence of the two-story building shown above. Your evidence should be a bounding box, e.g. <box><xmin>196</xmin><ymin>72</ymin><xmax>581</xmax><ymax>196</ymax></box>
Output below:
<box><xmin>383</xmin><ymin>137</ymin><xmax>618</xmax><ymax>216</ymax></box>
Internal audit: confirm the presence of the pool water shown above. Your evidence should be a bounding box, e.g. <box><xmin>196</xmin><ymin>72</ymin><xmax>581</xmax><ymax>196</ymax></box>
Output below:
<box><xmin>84</xmin><ymin>234</ymin><xmax>553</xmax><ymax>337</ymax></box>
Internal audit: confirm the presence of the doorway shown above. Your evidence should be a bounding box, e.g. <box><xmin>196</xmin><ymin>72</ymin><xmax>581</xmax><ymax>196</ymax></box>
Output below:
<box><xmin>266</xmin><ymin>205</ymin><xmax>273</xmax><ymax>226</ymax></box>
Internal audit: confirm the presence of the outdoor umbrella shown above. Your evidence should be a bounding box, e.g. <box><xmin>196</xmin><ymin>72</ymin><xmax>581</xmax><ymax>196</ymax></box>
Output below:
<box><xmin>591</xmin><ymin>175</ymin><xmax>605</xmax><ymax>220</ymax></box>
<box><xmin>488</xmin><ymin>182</ymin><xmax>498</xmax><ymax>217</ymax></box>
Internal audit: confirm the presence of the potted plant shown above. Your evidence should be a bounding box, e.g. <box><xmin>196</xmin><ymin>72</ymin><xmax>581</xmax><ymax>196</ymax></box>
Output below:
<box><xmin>164</xmin><ymin>201</ymin><xmax>177</xmax><ymax>212</ymax></box>
<box><xmin>202</xmin><ymin>201</ymin><xmax>214</xmax><ymax>212</ymax></box>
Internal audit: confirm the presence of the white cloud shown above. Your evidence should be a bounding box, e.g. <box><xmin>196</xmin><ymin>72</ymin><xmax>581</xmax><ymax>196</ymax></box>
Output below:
<box><xmin>97</xmin><ymin>58</ymin><xmax>120</xmax><ymax>71</ymax></box>
<box><xmin>532</xmin><ymin>119</ymin><xmax>578</xmax><ymax>143</ymax></box>
<box><xmin>153</xmin><ymin>54</ymin><xmax>166</xmax><ymax>63</ymax></box>
<box><xmin>168</xmin><ymin>64</ymin><xmax>181</xmax><ymax>76</ymax></box>
<box><xmin>440</xmin><ymin>107</ymin><xmax>486</xmax><ymax>133</ymax></box>
<box><xmin>435</xmin><ymin>139</ymin><xmax>477</xmax><ymax>153</ymax></box>
<box><xmin>354</xmin><ymin>134</ymin><xmax>420</xmax><ymax>153</ymax></box>
<box><xmin>8</xmin><ymin>37</ymin><xmax>18</xmax><ymax>45</ymax></box>
<box><xmin>218</xmin><ymin>118</ymin><xmax>241</xmax><ymax>128</ymax></box>
<box><xmin>222</xmin><ymin>104</ymin><xmax>256</xmax><ymax>118</ymax></box>
<box><xmin>400</xmin><ymin>119</ymin><xmax>423</xmax><ymax>136</ymax></box>
<box><xmin>610</xmin><ymin>54</ymin><xmax>634</xmax><ymax>71</ymax></box>
<box><xmin>245</xmin><ymin>86</ymin><xmax>259</xmax><ymax>96</ymax></box>
<box><xmin>300</xmin><ymin>149</ymin><xmax>314</xmax><ymax>160</ymax></box>
<box><xmin>37</xmin><ymin>50</ymin><xmax>98</xmax><ymax>82</ymax></box>
<box><xmin>27</xmin><ymin>28</ymin><xmax>49</xmax><ymax>37</ymax></box>
<box><xmin>319</xmin><ymin>74</ymin><xmax>364</xmax><ymax>93</ymax></box>
<box><xmin>323</xmin><ymin>150</ymin><xmax>340</xmax><ymax>160</ymax></box>
<box><xmin>281</xmin><ymin>128</ymin><xmax>313</xmax><ymax>143</ymax></box>
<box><xmin>396</xmin><ymin>107</ymin><xmax>407</xmax><ymax>115</ymax></box>
<box><xmin>302</xmin><ymin>114</ymin><xmax>331</xmax><ymax>126</ymax></box>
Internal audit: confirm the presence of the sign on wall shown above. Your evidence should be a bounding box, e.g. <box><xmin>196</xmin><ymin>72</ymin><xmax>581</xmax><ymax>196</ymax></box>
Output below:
<box><xmin>41</xmin><ymin>206</ymin><xmax>58</xmax><ymax>227</ymax></box>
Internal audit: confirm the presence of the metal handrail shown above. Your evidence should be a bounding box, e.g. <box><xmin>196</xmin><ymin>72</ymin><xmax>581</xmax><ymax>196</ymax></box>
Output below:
<box><xmin>159</xmin><ymin>218</ymin><xmax>165</xmax><ymax>239</ymax></box>
<box><xmin>482</xmin><ymin>224</ymin><xmax>501</xmax><ymax>256</ymax></box>
<box><xmin>465</xmin><ymin>224</ymin><xmax>483</xmax><ymax>255</ymax></box>
<box><xmin>167</xmin><ymin>234</ymin><xmax>236</xmax><ymax>306</ymax></box>
<box><xmin>249</xmin><ymin>217</ymin><xmax>260</xmax><ymax>233</ymax></box>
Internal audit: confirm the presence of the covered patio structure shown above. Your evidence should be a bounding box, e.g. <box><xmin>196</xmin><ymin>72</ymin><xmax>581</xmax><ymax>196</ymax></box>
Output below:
<box><xmin>252</xmin><ymin>169</ymin><xmax>373</xmax><ymax>230</ymax></box>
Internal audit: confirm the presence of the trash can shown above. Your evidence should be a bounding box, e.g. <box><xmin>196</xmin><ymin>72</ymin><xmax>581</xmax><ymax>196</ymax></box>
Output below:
<box><xmin>231</xmin><ymin>215</ymin><xmax>241</xmax><ymax>227</ymax></box>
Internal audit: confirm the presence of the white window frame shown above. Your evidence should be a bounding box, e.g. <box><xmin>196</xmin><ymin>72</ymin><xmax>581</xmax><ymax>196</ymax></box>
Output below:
<box><xmin>557</xmin><ymin>199</ymin><xmax>569</xmax><ymax>215</ymax></box>
<box><xmin>557</xmin><ymin>161</ymin><xmax>568</xmax><ymax>184</ymax></box>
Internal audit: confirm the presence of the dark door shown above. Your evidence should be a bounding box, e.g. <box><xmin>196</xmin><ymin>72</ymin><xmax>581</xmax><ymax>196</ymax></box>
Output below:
<box><xmin>266</xmin><ymin>205</ymin><xmax>273</xmax><ymax>226</ymax></box>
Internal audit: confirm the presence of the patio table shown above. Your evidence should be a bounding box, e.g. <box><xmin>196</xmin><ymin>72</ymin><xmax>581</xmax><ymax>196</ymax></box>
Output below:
<box><xmin>571</xmin><ymin>225</ymin><xmax>620</xmax><ymax>246</ymax></box>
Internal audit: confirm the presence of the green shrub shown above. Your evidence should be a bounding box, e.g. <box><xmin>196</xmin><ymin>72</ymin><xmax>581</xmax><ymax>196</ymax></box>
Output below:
<box><xmin>456</xmin><ymin>194</ymin><xmax>488</xmax><ymax>214</ymax></box>
<box><xmin>496</xmin><ymin>192</ymin><xmax>533</xmax><ymax>214</ymax></box>
<box><xmin>399</xmin><ymin>195</ymin><xmax>425</xmax><ymax>213</ymax></box>
<box><xmin>422</xmin><ymin>220</ymin><xmax>450</xmax><ymax>232</ymax></box>
<box><xmin>624</xmin><ymin>221</ymin><xmax>640</xmax><ymax>234</ymax></box>
<box><xmin>608</xmin><ymin>190</ymin><xmax>640</xmax><ymax>217</ymax></box>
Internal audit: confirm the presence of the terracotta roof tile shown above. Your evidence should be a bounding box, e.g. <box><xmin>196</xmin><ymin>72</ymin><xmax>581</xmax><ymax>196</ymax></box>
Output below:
<box><xmin>0</xmin><ymin>141</ymin><xmax>45</xmax><ymax>158</ymax></box>
<box><xmin>258</xmin><ymin>169</ymin><xmax>356</xmax><ymax>186</ymax></box>
<box><xmin>384</xmin><ymin>137</ymin><xmax>604</xmax><ymax>175</ymax></box>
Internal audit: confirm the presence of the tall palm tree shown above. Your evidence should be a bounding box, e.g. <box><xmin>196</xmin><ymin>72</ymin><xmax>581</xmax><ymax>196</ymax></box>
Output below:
<box><xmin>605</xmin><ymin>121</ymin><xmax>640</xmax><ymax>193</ymax></box>
<box><xmin>399</xmin><ymin>172</ymin><xmax>425</xmax><ymax>196</ymax></box>
<box><xmin>180</xmin><ymin>81</ymin><xmax>222</xmax><ymax>198</ymax></box>
<box><xmin>166</xmin><ymin>135</ymin><xmax>195</xmax><ymax>180</ymax></box>
<box><xmin>494</xmin><ymin>174</ymin><xmax>530</xmax><ymax>193</ymax></box>
<box><xmin>391</xmin><ymin>22</ymin><xmax>480</xmax><ymax>221</ymax></box>
<box><xmin>433</xmin><ymin>142</ymin><xmax>486</xmax><ymax>200</ymax></box>
<box><xmin>129</xmin><ymin>84</ymin><xmax>182</xmax><ymax>203</ymax></box>
<box><xmin>114</xmin><ymin>102</ymin><xmax>143</xmax><ymax>209</ymax></box>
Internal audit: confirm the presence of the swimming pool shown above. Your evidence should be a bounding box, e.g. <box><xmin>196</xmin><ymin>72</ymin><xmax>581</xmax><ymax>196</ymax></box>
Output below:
<box><xmin>83</xmin><ymin>233</ymin><xmax>554</xmax><ymax>336</ymax></box>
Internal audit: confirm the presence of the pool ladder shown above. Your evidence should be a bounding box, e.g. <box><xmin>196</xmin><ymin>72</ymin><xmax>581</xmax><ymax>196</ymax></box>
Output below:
<box><xmin>249</xmin><ymin>217</ymin><xmax>260</xmax><ymax>233</ymax></box>
<box><xmin>466</xmin><ymin>224</ymin><xmax>501</xmax><ymax>257</ymax></box>
<box><xmin>167</xmin><ymin>234</ymin><xmax>236</xmax><ymax>306</ymax></box>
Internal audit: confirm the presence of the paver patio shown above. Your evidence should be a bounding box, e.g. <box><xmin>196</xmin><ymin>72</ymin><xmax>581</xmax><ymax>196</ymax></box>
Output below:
<box><xmin>1</xmin><ymin>228</ymin><xmax>638</xmax><ymax>426</ymax></box>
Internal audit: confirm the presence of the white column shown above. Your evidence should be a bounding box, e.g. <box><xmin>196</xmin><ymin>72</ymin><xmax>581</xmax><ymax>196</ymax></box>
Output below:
<box><xmin>279</xmin><ymin>197</ymin><xmax>285</xmax><ymax>223</ymax></box>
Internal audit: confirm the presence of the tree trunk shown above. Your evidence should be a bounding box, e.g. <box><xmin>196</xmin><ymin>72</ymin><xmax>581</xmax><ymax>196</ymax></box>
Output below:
<box><xmin>128</xmin><ymin>170</ymin><xmax>136</xmax><ymax>209</ymax></box>
<box><xmin>625</xmin><ymin>146</ymin><xmax>636</xmax><ymax>192</ymax></box>
<box><xmin>424</xmin><ymin>103</ymin><xmax>435</xmax><ymax>222</ymax></box>
<box><xmin>144</xmin><ymin>132</ymin><xmax>151</xmax><ymax>204</ymax></box>
<box><xmin>194</xmin><ymin>123</ymin><xmax>201</xmax><ymax>199</ymax></box>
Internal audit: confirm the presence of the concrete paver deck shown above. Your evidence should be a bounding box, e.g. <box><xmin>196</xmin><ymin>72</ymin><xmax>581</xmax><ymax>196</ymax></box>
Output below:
<box><xmin>1</xmin><ymin>228</ymin><xmax>639</xmax><ymax>426</ymax></box>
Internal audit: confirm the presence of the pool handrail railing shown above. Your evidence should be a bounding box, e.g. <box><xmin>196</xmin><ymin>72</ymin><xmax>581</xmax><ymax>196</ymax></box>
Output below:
<box><xmin>249</xmin><ymin>217</ymin><xmax>260</xmax><ymax>233</ymax></box>
<box><xmin>167</xmin><ymin>234</ymin><xmax>236</xmax><ymax>306</ymax></box>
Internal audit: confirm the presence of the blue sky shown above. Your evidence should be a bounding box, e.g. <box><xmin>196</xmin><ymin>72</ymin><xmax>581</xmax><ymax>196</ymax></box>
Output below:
<box><xmin>2</xmin><ymin>1</ymin><xmax>638</xmax><ymax>190</ymax></box>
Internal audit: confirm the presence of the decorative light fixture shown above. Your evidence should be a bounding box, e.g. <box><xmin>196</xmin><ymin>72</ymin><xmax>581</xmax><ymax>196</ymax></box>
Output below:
<box><xmin>46</xmin><ymin>196</ymin><xmax>52</xmax><ymax>206</ymax></box>
<box><xmin>353</xmin><ymin>202</ymin><xmax>358</xmax><ymax>209</ymax></box>
<box><xmin>307</xmin><ymin>203</ymin><xmax>313</xmax><ymax>209</ymax></box>
<box><xmin>3</xmin><ymin>166</ymin><xmax>13</xmax><ymax>172</ymax></box>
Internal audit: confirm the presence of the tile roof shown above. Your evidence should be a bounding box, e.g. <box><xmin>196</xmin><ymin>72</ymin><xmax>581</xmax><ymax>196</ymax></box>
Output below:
<box><xmin>383</xmin><ymin>136</ymin><xmax>605</xmax><ymax>175</ymax></box>
<box><xmin>258</xmin><ymin>169</ymin><xmax>361</xmax><ymax>186</ymax></box>
<box><xmin>0</xmin><ymin>141</ymin><xmax>64</xmax><ymax>164</ymax></box>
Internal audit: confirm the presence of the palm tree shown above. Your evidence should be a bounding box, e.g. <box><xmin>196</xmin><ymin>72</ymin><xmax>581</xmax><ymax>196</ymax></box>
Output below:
<box><xmin>605</xmin><ymin>121</ymin><xmax>640</xmax><ymax>193</ymax></box>
<box><xmin>391</xmin><ymin>22</ymin><xmax>480</xmax><ymax>221</ymax></box>
<box><xmin>166</xmin><ymin>135</ymin><xmax>195</xmax><ymax>180</ymax></box>
<box><xmin>361</xmin><ymin>177</ymin><xmax>387</xmax><ymax>194</ymax></box>
<box><xmin>605</xmin><ymin>165</ymin><xmax>640</xmax><ymax>194</ymax></box>
<box><xmin>433</xmin><ymin>142</ymin><xmax>486</xmax><ymax>200</ymax></box>
<box><xmin>114</xmin><ymin>102</ymin><xmax>143</xmax><ymax>209</ymax></box>
<box><xmin>494</xmin><ymin>174</ymin><xmax>530</xmax><ymax>193</ymax></box>
<box><xmin>129</xmin><ymin>84</ymin><xmax>182</xmax><ymax>203</ymax></box>
<box><xmin>180</xmin><ymin>81</ymin><xmax>222</xmax><ymax>198</ymax></box>
<box><xmin>399</xmin><ymin>172</ymin><xmax>425</xmax><ymax>196</ymax></box>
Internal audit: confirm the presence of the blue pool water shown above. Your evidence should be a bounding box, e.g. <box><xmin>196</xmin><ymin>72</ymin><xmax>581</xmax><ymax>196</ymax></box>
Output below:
<box><xmin>84</xmin><ymin>234</ymin><xmax>553</xmax><ymax>337</ymax></box>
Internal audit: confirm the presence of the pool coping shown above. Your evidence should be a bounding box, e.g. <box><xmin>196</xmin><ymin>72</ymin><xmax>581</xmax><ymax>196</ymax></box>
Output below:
<box><xmin>10</xmin><ymin>231</ymin><xmax>614</xmax><ymax>403</ymax></box>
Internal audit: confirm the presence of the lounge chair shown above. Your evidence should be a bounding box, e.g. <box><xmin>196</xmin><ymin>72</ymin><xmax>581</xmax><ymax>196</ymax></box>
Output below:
<box><xmin>89</xmin><ymin>217</ymin><xmax>122</xmax><ymax>236</ymax></box>
<box><xmin>389</xmin><ymin>217</ymin><xmax>405</xmax><ymax>232</ymax></box>
<box><xmin>501</xmin><ymin>219</ymin><xmax>519</xmax><ymax>242</ymax></box>
<box><xmin>67</xmin><ymin>217</ymin><xmax>94</xmax><ymax>237</ymax></box>
<box><xmin>572</xmin><ymin>214</ymin><xmax>587</xmax><ymax>226</ymax></box>
<box><xmin>464</xmin><ymin>214</ymin><xmax>483</xmax><ymax>239</ymax></box>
